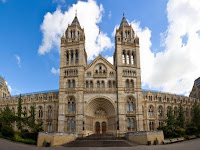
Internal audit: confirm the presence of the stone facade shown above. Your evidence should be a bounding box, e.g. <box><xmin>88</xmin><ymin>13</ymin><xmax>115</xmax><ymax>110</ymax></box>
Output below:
<box><xmin>0</xmin><ymin>14</ymin><xmax>198</xmax><ymax>137</ymax></box>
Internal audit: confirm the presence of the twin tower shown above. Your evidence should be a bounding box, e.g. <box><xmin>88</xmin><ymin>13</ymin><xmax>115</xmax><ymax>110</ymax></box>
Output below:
<box><xmin>58</xmin><ymin>13</ymin><xmax>143</xmax><ymax>135</ymax></box>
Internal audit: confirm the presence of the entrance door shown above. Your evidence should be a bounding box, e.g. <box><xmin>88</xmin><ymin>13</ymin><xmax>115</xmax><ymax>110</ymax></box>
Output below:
<box><xmin>102</xmin><ymin>122</ymin><xmax>106</xmax><ymax>134</ymax></box>
<box><xmin>95</xmin><ymin>122</ymin><xmax>100</xmax><ymax>134</ymax></box>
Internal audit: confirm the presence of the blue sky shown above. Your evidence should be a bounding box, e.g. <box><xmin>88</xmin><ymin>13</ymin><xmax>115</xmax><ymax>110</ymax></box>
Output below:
<box><xmin>1</xmin><ymin>0</ymin><xmax>200</xmax><ymax>96</ymax></box>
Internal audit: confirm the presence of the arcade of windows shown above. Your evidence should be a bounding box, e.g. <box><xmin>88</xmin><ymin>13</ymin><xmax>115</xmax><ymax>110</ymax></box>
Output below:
<box><xmin>68</xmin><ymin>97</ymin><xmax>75</xmax><ymax>112</ymax></box>
<box><xmin>126</xmin><ymin>97</ymin><xmax>135</xmax><ymax>112</ymax></box>
<box><xmin>67</xmin><ymin>29</ymin><xmax>83</xmax><ymax>41</ymax></box>
<box><xmin>122</xmin><ymin>50</ymin><xmax>135</xmax><ymax>65</ymax></box>
<box><xmin>64</xmin><ymin>69</ymin><xmax>78</xmax><ymax>77</ymax></box>
<box><xmin>67</xmin><ymin>79</ymin><xmax>76</xmax><ymax>88</ymax></box>
<box><xmin>123</xmin><ymin>70</ymin><xmax>136</xmax><ymax>77</ymax></box>
<box><xmin>66</xmin><ymin>50</ymin><xmax>79</xmax><ymax>64</ymax></box>
<box><xmin>85</xmin><ymin>80</ymin><xmax>116</xmax><ymax>88</ymax></box>
<box><xmin>127</xmin><ymin>118</ymin><xmax>135</xmax><ymax>131</ymax></box>
<box><xmin>66</xmin><ymin>118</ymin><xmax>75</xmax><ymax>132</ymax></box>
<box><xmin>38</xmin><ymin>105</ymin><xmax>54</xmax><ymax>119</ymax></box>
<box><xmin>125</xmin><ymin>79</ymin><xmax>134</xmax><ymax>88</ymax></box>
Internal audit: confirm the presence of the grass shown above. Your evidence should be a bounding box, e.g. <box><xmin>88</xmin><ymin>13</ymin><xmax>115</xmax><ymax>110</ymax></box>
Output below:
<box><xmin>0</xmin><ymin>132</ymin><xmax>37</xmax><ymax>145</ymax></box>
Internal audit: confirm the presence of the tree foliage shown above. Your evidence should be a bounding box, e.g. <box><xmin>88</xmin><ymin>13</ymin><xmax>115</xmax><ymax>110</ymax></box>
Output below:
<box><xmin>177</xmin><ymin>104</ymin><xmax>185</xmax><ymax>128</ymax></box>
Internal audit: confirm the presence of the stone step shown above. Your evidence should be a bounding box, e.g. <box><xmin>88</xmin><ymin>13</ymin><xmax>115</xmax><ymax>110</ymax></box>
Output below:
<box><xmin>62</xmin><ymin>140</ymin><xmax>137</xmax><ymax>147</ymax></box>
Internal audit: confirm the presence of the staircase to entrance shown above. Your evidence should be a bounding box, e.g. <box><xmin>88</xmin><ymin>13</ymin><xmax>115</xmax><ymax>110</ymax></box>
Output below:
<box><xmin>62</xmin><ymin>134</ymin><xmax>139</xmax><ymax>147</ymax></box>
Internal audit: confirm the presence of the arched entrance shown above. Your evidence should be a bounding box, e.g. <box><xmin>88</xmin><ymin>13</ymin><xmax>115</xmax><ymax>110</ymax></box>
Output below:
<box><xmin>85</xmin><ymin>97</ymin><xmax>116</xmax><ymax>135</ymax></box>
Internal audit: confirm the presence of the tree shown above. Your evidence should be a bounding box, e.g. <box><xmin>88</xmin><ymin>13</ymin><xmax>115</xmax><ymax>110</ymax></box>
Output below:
<box><xmin>27</xmin><ymin>104</ymin><xmax>43</xmax><ymax>140</ymax></box>
<box><xmin>0</xmin><ymin>105</ymin><xmax>15</xmax><ymax>127</ymax></box>
<box><xmin>16</xmin><ymin>94</ymin><xmax>23</xmax><ymax>131</ymax></box>
<box><xmin>177</xmin><ymin>104</ymin><xmax>185</xmax><ymax>128</ymax></box>
<box><xmin>191</xmin><ymin>100</ymin><xmax>200</xmax><ymax>131</ymax></box>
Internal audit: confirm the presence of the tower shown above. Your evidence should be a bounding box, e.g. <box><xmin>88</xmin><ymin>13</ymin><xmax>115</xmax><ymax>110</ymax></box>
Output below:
<box><xmin>58</xmin><ymin>14</ymin><xmax>87</xmax><ymax>134</ymax></box>
<box><xmin>114</xmin><ymin>13</ymin><xmax>143</xmax><ymax>133</ymax></box>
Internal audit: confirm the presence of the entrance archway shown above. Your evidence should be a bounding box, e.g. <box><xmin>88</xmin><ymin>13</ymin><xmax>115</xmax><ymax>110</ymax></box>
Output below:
<box><xmin>85</xmin><ymin>97</ymin><xmax>116</xmax><ymax>134</ymax></box>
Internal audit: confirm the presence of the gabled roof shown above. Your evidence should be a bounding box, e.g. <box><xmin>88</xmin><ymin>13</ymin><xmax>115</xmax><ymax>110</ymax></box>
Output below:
<box><xmin>120</xmin><ymin>15</ymin><xmax>129</xmax><ymax>28</ymax></box>
<box><xmin>85</xmin><ymin>54</ymin><xmax>115</xmax><ymax>70</ymax></box>
<box><xmin>195</xmin><ymin>77</ymin><xmax>200</xmax><ymax>88</ymax></box>
<box><xmin>71</xmin><ymin>16</ymin><xmax>81</xmax><ymax>28</ymax></box>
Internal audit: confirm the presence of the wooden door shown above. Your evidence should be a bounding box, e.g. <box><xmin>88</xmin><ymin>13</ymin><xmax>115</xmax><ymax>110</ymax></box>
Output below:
<box><xmin>95</xmin><ymin>122</ymin><xmax>100</xmax><ymax>134</ymax></box>
<box><xmin>102</xmin><ymin>122</ymin><xmax>106</xmax><ymax>134</ymax></box>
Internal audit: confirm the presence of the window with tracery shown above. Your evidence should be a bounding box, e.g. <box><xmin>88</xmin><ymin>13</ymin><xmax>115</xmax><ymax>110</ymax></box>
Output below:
<box><xmin>127</xmin><ymin>97</ymin><xmax>135</xmax><ymax>112</ymax></box>
<box><xmin>38</xmin><ymin>106</ymin><xmax>43</xmax><ymax>119</ymax></box>
<box><xmin>148</xmin><ymin>105</ymin><xmax>154</xmax><ymax>117</ymax></box>
<box><xmin>158</xmin><ymin>106</ymin><xmax>163</xmax><ymax>118</ymax></box>
<box><xmin>66</xmin><ymin>118</ymin><xmax>75</xmax><ymax>132</ymax></box>
<box><xmin>68</xmin><ymin>97</ymin><xmax>75</xmax><ymax>112</ymax></box>
<box><xmin>47</xmin><ymin>105</ymin><xmax>53</xmax><ymax>119</ymax></box>
<box><xmin>149</xmin><ymin>121</ymin><xmax>154</xmax><ymax>131</ymax></box>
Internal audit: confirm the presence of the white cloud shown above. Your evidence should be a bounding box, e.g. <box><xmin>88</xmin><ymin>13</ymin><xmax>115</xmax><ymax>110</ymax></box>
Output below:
<box><xmin>105</xmin><ymin>55</ymin><xmax>113</xmax><ymax>64</ymax></box>
<box><xmin>39</xmin><ymin>0</ymin><xmax>113</xmax><ymax>60</ymax></box>
<box><xmin>108</xmin><ymin>11</ymin><xmax>112</xmax><ymax>19</ymax></box>
<box><xmin>51</xmin><ymin>67</ymin><xmax>60</xmax><ymax>75</ymax></box>
<box><xmin>5</xmin><ymin>81</ymin><xmax>12</xmax><ymax>93</ymax></box>
<box><xmin>15</xmin><ymin>55</ymin><xmax>21</xmax><ymax>68</ymax></box>
<box><xmin>112</xmin><ymin>0</ymin><xmax>200</xmax><ymax>96</ymax></box>
<box><xmin>121</xmin><ymin>0</ymin><xmax>200</xmax><ymax>96</ymax></box>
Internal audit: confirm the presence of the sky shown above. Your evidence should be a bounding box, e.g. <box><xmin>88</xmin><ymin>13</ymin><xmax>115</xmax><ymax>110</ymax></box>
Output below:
<box><xmin>0</xmin><ymin>0</ymin><xmax>200</xmax><ymax>96</ymax></box>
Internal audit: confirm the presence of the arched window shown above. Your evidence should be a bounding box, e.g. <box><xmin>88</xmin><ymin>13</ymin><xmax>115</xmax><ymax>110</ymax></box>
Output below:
<box><xmin>90</xmin><ymin>81</ymin><xmax>93</xmax><ymax>88</ymax></box>
<box><xmin>167</xmin><ymin>106</ymin><xmax>171</xmax><ymax>116</ymax></box>
<box><xmin>68</xmin><ymin>80</ymin><xmax>71</xmax><ymax>88</ymax></box>
<box><xmin>47</xmin><ymin>122</ymin><xmax>52</xmax><ymax>132</ymax></box>
<box><xmin>72</xmin><ymin>80</ymin><xmax>75</xmax><ymax>88</ymax></box>
<box><xmin>97</xmin><ymin>81</ymin><xmax>100</xmax><ymax>88</ymax></box>
<box><xmin>130</xmin><ymin>80</ymin><xmax>134</xmax><ymax>88</ymax></box>
<box><xmin>126</xmin><ymin>103</ymin><xmax>130</xmax><ymax>112</ymax></box>
<box><xmin>67</xmin><ymin>119</ymin><xmax>70</xmax><ymax>131</ymax></box>
<box><xmin>66</xmin><ymin>52</ymin><xmax>69</xmax><ymax>64</ymax></box>
<box><xmin>71</xmin><ymin>119</ymin><xmax>75</xmax><ymax>130</ymax></box>
<box><xmin>131</xmin><ymin>118</ymin><xmax>135</xmax><ymax>129</ymax></box>
<box><xmin>131</xmin><ymin>53</ymin><xmax>134</xmax><ymax>64</ymax></box>
<box><xmin>158</xmin><ymin>106</ymin><xmax>163</xmax><ymax>118</ymax></box>
<box><xmin>75</xmin><ymin>51</ymin><xmax>78</xmax><ymax>63</ymax></box>
<box><xmin>68</xmin><ymin>97</ymin><xmax>75</xmax><ymax>112</ymax></box>
<box><xmin>68</xmin><ymin>101</ymin><xmax>71</xmax><ymax>111</ymax></box>
<box><xmin>127</xmin><ymin>118</ymin><xmax>130</xmax><ymax>129</ymax></box>
<box><xmin>122</xmin><ymin>52</ymin><xmax>125</xmax><ymax>64</ymax></box>
<box><xmin>86</xmin><ymin>81</ymin><xmax>89</xmax><ymax>88</ymax></box>
<box><xmin>126</xmin><ymin>79</ymin><xmax>129</xmax><ymax>88</ymax></box>
<box><xmin>72</xmin><ymin>102</ymin><xmax>75</xmax><ymax>111</ymax></box>
<box><xmin>38</xmin><ymin>106</ymin><xmax>43</xmax><ymax>119</ymax></box>
<box><xmin>71</xmin><ymin>51</ymin><xmax>74</xmax><ymax>63</ymax></box>
<box><xmin>101</xmin><ymin>81</ymin><xmax>105</xmax><ymax>88</ymax></box>
<box><xmin>126</xmin><ymin>53</ymin><xmax>129</xmax><ymax>64</ymax></box>
<box><xmin>127</xmin><ymin>97</ymin><xmax>135</xmax><ymax>112</ymax></box>
<box><xmin>47</xmin><ymin>106</ymin><xmax>53</xmax><ymax>119</ymax></box>
<box><xmin>130</xmin><ymin>102</ymin><xmax>134</xmax><ymax>111</ymax></box>
<box><xmin>148</xmin><ymin>105</ymin><xmax>154</xmax><ymax>117</ymax></box>
<box><xmin>149</xmin><ymin>121</ymin><xmax>154</xmax><ymax>131</ymax></box>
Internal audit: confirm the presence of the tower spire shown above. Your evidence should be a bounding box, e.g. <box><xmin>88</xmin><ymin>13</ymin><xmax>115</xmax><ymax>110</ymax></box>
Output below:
<box><xmin>123</xmin><ymin>9</ymin><xmax>124</xmax><ymax>16</ymax></box>
<box><xmin>75</xmin><ymin>9</ymin><xmax>77</xmax><ymax>17</ymax></box>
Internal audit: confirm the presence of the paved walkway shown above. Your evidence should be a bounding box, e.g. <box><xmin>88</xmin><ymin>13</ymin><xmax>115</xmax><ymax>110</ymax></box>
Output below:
<box><xmin>0</xmin><ymin>138</ymin><xmax>200</xmax><ymax>150</ymax></box>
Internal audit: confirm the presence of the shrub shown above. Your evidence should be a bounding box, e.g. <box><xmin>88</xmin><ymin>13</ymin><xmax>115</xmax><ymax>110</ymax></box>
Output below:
<box><xmin>186</xmin><ymin>122</ymin><xmax>199</xmax><ymax>135</ymax></box>
<box><xmin>1</xmin><ymin>125</ymin><xmax>14</xmax><ymax>138</ymax></box>
<box><xmin>174</xmin><ymin>126</ymin><xmax>185</xmax><ymax>137</ymax></box>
